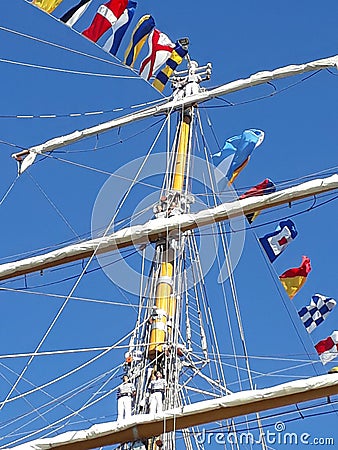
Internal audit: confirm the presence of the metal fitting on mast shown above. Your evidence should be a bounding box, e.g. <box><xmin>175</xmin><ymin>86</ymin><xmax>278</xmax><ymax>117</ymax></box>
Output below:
<box><xmin>171</xmin><ymin>58</ymin><xmax>212</xmax><ymax>99</ymax></box>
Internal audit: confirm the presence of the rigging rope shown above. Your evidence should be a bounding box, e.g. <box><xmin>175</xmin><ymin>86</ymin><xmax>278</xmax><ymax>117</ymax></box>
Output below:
<box><xmin>0</xmin><ymin>176</ymin><xmax>19</xmax><ymax>207</ymax></box>
<box><xmin>201</xmin><ymin>70</ymin><xmax>324</xmax><ymax>109</ymax></box>
<box><xmin>0</xmin><ymin>362</ymin><xmax>123</xmax><ymax>443</ymax></box>
<box><xmin>7</xmin><ymin>350</ymin><xmax>162</xmax><ymax>447</ymax></box>
<box><xmin>0</xmin><ymin>361</ymin><xmax>96</xmax><ymax>439</ymax></box>
<box><xmin>199</xmin><ymin>109</ymin><xmax>269</xmax><ymax>449</ymax></box>
<box><xmin>195</xmin><ymin>111</ymin><xmax>253</xmax><ymax>447</ymax></box>
<box><xmin>35</xmin><ymin>152</ymin><xmax>162</xmax><ymax>190</ymax></box>
<box><xmin>0</xmin><ymin>199</ymin><xmax>154</xmax><ymax>265</ymax></box>
<box><xmin>0</xmin><ymin>221</ymin><xmax>138</xmax><ymax>409</ymax></box>
<box><xmin>196</xmin><ymin>110</ymin><xmax>243</xmax><ymax>388</ymax></box>
<box><xmin>0</xmin><ymin>369</ymin><xmax>51</xmax><ymax>432</ymax></box>
<box><xmin>0</xmin><ymin>56</ymin><xmax>138</xmax><ymax>79</ymax></box>
<box><xmin>0</xmin><ymin>99</ymin><xmax>165</xmax><ymax>121</ymax></box>
<box><xmin>0</xmin><ymin>286</ymin><xmax>142</xmax><ymax>309</ymax></box>
<box><xmin>0</xmin><ymin>320</ymin><xmax>145</xmax><ymax>409</ymax></box>
<box><xmin>0</xmin><ymin>138</ymin><xmax>25</xmax><ymax>150</ymax></box>
<box><xmin>0</xmin><ymin>25</ymin><xmax>124</xmax><ymax>68</ymax></box>
<box><xmin>28</xmin><ymin>173</ymin><xmax>80</xmax><ymax>239</ymax></box>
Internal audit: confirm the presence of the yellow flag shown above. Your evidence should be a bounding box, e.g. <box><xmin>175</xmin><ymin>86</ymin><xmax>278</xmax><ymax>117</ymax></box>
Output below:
<box><xmin>33</xmin><ymin>0</ymin><xmax>64</xmax><ymax>14</ymax></box>
<box><xmin>280</xmin><ymin>276</ymin><xmax>307</xmax><ymax>300</ymax></box>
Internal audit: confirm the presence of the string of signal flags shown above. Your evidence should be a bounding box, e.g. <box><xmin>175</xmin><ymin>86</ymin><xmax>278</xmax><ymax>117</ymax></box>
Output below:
<box><xmin>211</xmin><ymin>128</ymin><xmax>337</xmax><ymax>368</ymax></box>
<box><xmin>29</xmin><ymin>0</ymin><xmax>188</xmax><ymax>92</ymax></box>
<box><xmin>259</xmin><ymin>222</ymin><xmax>337</xmax><ymax>367</ymax></box>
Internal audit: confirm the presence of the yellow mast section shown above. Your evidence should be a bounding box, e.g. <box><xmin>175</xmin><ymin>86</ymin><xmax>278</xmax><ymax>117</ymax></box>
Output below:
<box><xmin>149</xmin><ymin>110</ymin><xmax>192</xmax><ymax>359</ymax></box>
<box><xmin>172</xmin><ymin>113</ymin><xmax>191</xmax><ymax>191</ymax></box>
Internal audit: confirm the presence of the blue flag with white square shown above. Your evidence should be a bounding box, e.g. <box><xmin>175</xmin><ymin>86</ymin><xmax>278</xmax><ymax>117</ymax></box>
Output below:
<box><xmin>259</xmin><ymin>219</ymin><xmax>298</xmax><ymax>263</ymax></box>
<box><xmin>298</xmin><ymin>294</ymin><xmax>336</xmax><ymax>333</ymax></box>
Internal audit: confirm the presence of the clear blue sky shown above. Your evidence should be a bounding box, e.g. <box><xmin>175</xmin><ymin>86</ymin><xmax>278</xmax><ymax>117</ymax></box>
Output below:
<box><xmin>0</xmin><ymin>1</ymin><xmax>337</xmax><ymax>449</ymax></box>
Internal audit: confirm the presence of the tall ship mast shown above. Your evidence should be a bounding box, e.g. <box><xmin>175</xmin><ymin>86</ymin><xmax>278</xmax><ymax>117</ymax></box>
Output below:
<box><xmin>0</xmin><ymin>2</ymin><xmax>338</xmax><ymax>450</ymax></box>
<box><xmin>124</xmin><ymin>59</ymin><xmax>223</xmax><ymax>450</ymax></box>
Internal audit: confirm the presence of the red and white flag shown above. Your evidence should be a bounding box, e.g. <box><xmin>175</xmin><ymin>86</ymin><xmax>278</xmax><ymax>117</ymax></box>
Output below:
<box><xmin>315</xmin><ymin>331</ymin><xmax>338</xmax><ymax>364</ymax></box>
<box><xmin>139</xmin><ymin>29</ymin><xmax>175</xmax><ymax>80</ymax></box>
<box><xmin>82</xmin><ymin>0</ymin><xmax>128</xmax><ymax>42</ymax></box>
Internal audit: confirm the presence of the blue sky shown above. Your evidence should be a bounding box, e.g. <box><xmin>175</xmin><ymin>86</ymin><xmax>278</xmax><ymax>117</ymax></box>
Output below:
<box><xmin>0</xmin><ymin>1</ymin><xmax>337</xmax><ymax>449</ymax></box>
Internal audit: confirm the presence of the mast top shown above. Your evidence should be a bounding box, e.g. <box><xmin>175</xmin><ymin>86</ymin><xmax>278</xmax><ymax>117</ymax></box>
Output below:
<box><xmin>171</xmin><ymin>58</ymin><xmax>212</xmax><ymax>99</ymax></box>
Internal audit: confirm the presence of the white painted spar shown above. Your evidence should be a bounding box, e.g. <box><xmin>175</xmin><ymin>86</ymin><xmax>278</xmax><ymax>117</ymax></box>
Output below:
<box><xmin>13</xmin><ymin>55</ymin><xmax>338</xmax><ymax>173</ymax></box>
<box><xmin>0</xmin><ymin>174</ymin><xmax>337</xmax><ymax>281</ymax></box>
<box><xmin>7</xmin><ymin>373</ymin><xmax>338</xmax><ymax>450</ymax></box>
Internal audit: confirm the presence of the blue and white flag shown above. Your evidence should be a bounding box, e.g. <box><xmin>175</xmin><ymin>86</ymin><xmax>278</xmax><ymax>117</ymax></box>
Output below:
<box><xmin>124</xmin><ymin>14</ymin><xmax>155</xmax><ymax>67</ymax></box>
<box><xmin>259</xmin><ymin>219</ymin><xmax>298</xmax><ymax>263</ymax></box>
<box><xmin>102</xmin><ymin>0</ymin><xmax>137</xmax><ymax>55</ymax></box>
<box><xmin>298</xmin><ymin>294</ymin><xmax>336</xmax><ymax>333</ymax></box>
<box><xmin>60</xmin><ymin>0</ymin><xmax>93</xmax><ymax>27</ymax></box>
<box><xmin>212</xmin><ymin>129</ymin><xmax>265</xmax><ymax>185</ymax></box>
